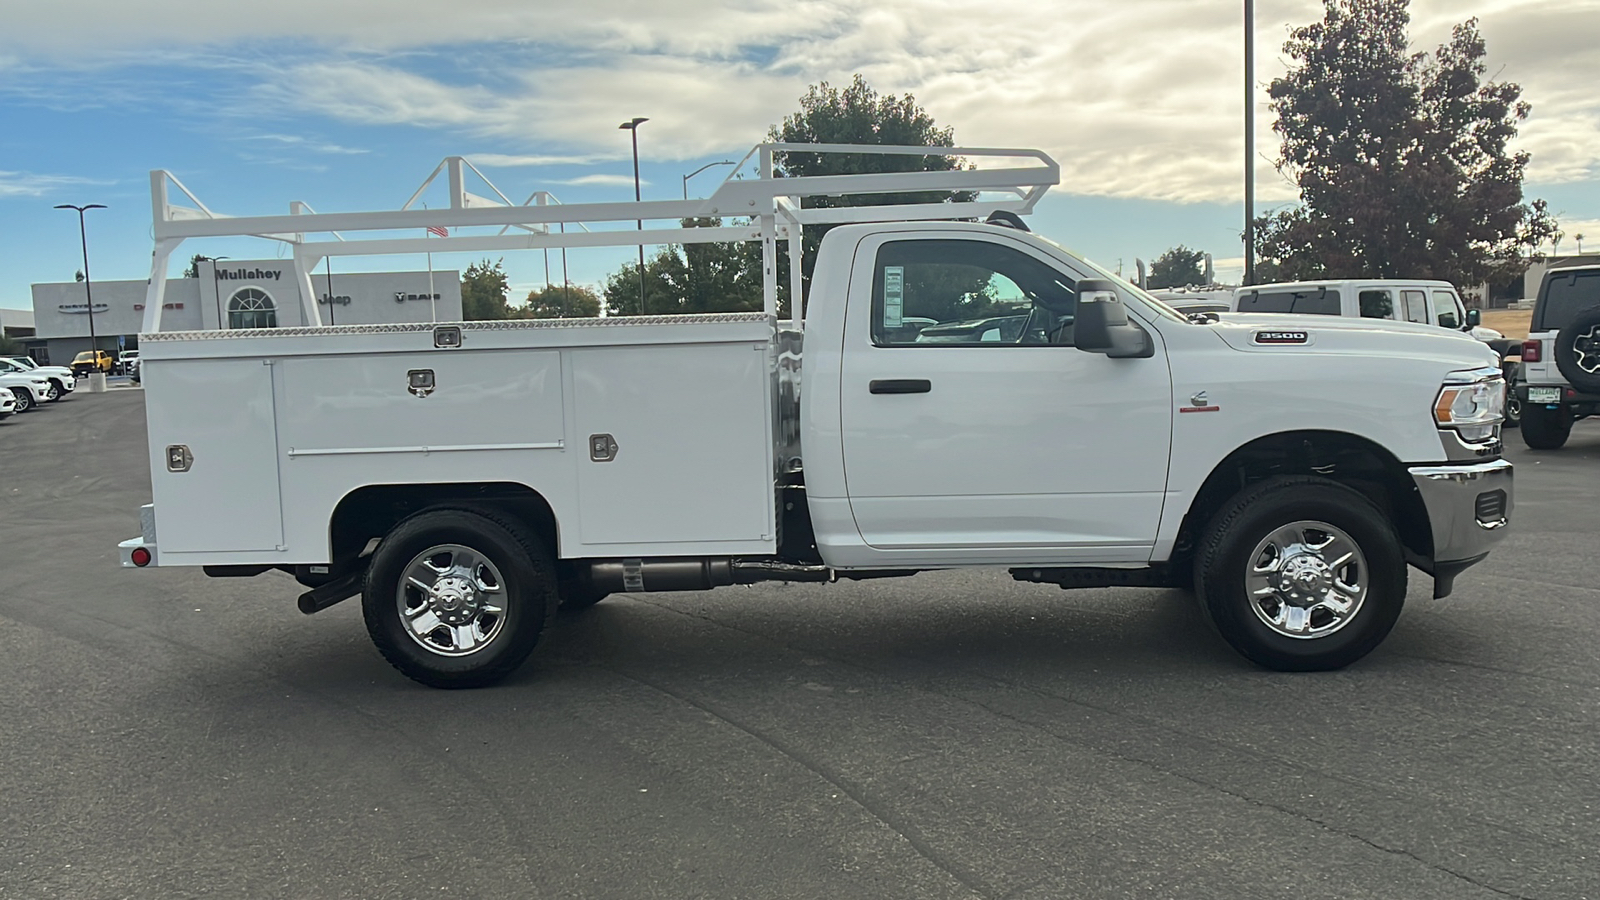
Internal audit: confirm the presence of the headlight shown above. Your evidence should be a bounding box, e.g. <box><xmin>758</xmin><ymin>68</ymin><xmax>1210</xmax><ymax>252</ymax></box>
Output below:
<box><xmin>1435</xmin><ymin>368</ymin><xmax>1505</xmax><ymax>443</ymax></box>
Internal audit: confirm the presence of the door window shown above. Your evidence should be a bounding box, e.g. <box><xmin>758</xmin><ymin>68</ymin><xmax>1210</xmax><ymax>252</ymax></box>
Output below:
<box><xmin>872</xmin><ymin>240</ymin><xmax>1078</xmax><ymax>347</ymax></box>
<box><xmin>1358</xmin><ymin>290</ymin><xmax>1395</xmax><ymax>319</ymax></box>
<box><xmin>1432</xmin><ymin>291</ymin><xmax>1462</xmax><ymax>329</ymax></box>
<box><xmin>1401</xmin><ymin>290</ymin><xmax>1428</xmax><ymax>323</ymax></box>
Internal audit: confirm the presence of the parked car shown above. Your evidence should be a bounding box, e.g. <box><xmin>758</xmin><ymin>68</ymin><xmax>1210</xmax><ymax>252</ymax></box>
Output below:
<box><xmin>0</xmin><ymin>357</ymin><xmax>75</xmax><ymax>400</ymax></box>
<box><xmin>0</xmin><ymin>388</ymin><xmax>15</xmax><ymax>419</ymax></box>
<box><xmin>117</xmin><ymin>350</ymin><xmax>141</xmax><ymax>375</ymax></box>
<box><xmin>72</xmin><ymin>350</ymin><xmax>116</xmax><ymax>376</ymax></box>
<box><xmin>0</xmin><ymin>371</ymin><xmax>56</xmax><ymax>412</ymax></box>
<box><xmin>1515</xmin><ymin>264</ymin><xmax>1600</xmax><ymax>449</ymax></box>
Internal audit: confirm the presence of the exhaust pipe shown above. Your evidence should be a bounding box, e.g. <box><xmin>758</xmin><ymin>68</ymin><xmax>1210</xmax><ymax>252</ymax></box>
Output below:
<box><xmin>588</xmin><ymin>558</ymin><xmax>831</xmax><ymax>593</ymax></box>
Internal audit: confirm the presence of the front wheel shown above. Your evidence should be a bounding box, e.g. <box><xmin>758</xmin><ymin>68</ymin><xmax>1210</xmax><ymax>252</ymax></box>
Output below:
<box><xmin>1194</xmin><ymin>476</ymin><xmax>1407</xmax><ymax>672</ymax></box>
<box><xmin>10</xmin><ymin>388</ymin><xmax>32</xmax><ymax>413</ymax></box>
<box><xmin>362</xmin><ymin>507</ymin><xmax>558</xmax><ymax>688</ymax></box>
<box><xmin>1520</xmin><ymin>402</ymin><xmax>1573</xmax><ymax>450</ymax></box>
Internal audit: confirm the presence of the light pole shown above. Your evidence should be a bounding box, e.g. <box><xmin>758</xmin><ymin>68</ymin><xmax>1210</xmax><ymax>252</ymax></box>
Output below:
<box><xmin>54</xmin><ymin>203</ymin><xmax>108</xmax><ymax>391</ymax></box>
<box><xmin>324</xmin><ymin>256</ymin><xmax>337</xmax><ymax>326</ymax></box>
<box><xmin>1243</xmin><ymin>0</ymin><xmax>1256</xmax><ymax>286</ymax></box>
<box><xmin>619</xmin><ymin>117</ymin><xmax>648</xmax><ymax>314</ymax></box>
<box><xmin>682</xmin><ymin>160</ymin><xmax>737</xmax><ymax>200</ymax></box>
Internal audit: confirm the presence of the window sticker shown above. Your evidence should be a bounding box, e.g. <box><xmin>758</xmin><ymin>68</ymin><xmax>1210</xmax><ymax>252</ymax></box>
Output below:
<box><xmin>883</xmin><ymin>266</ymin><xmax>904</xmax><ymax>329</ymax></box>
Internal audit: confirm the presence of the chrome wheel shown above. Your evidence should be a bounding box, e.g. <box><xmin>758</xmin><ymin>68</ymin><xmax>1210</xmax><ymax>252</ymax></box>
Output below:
<box><xmin>396</xmin><ymin>544</ymin><xmax>508</xmax><ymax>657</ymax></box>
<box><xmin>44</xmin><ymin>384</ymin><xmax>58</xmax><ymax>401</ymax></box>
<box><xmin>1245</xmin><ymin>520</ymin><xmax>1367</xmax><ymax>640</ymax></box>
<box><xmin>11</xmin><ymin>388</ymin><xmax>30</xmax><ymax>413</ymax></box>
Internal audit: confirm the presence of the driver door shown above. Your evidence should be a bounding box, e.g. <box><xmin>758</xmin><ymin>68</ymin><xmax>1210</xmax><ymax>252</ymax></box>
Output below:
<box><xmin>837</xmin><ymin>232</ymin><xmax>1174</xmax><ymax>565</ymax></box>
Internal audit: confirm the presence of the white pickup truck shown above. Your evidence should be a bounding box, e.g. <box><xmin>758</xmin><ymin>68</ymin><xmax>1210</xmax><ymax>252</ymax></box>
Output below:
<box><xmin>120</xmin><ymin>144</ymin><xmax>1514</xmax><ymax>688</ymax></box>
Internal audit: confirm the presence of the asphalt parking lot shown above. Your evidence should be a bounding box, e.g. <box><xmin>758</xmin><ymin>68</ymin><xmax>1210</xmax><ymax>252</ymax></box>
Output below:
<box><xmin>2</xmin><ymin>390</ymin><xmax>1597</xmax><ymax>900</ymax></box>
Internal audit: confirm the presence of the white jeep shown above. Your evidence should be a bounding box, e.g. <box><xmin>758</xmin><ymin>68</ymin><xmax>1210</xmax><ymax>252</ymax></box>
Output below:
<box><xmin>1516</xmin><ymin>264</ymin><xmax>1600</xmax><ymax>449</ymax></box>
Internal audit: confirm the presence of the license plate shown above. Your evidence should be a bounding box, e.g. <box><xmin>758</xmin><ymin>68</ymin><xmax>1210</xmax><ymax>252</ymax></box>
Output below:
<box><xmin>1528</xmin><ymin>387</ymin><xmax>1561</xmax><ymax>403</ymax></box>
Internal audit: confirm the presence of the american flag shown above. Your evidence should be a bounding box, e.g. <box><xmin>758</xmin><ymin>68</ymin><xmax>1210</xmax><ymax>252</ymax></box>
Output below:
<box><xmin>426</xmin><ymin>225</ymin><xmax>448</xmax><ymax>238</ymax></box>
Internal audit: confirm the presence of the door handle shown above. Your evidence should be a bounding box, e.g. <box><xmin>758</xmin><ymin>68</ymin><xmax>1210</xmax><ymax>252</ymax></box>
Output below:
<box><xmin>870</xmin><ymin>379</ymin><xmax>931</xmax><ymax>394</ymax></box>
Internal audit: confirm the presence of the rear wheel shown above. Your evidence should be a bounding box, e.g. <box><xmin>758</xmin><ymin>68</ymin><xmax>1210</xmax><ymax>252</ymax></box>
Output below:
<box><xmin>1194</xmin><ymin>476</ymin><xmax>1407</xmax><ymax>672</ymax></box>
<box><xmin>10</xmin><ymin>388</ymin><xmax>32</xmax><ymax>413</ymax></box>
<box><xmin>1520</xmin><ymin>402</ymin><xmax>1573</xmax><ymax>450</ymax></box>
<box><xmin>362</xmin><ymin>507</ymin><xmax>557</xmax><ymax>688</ymax></box>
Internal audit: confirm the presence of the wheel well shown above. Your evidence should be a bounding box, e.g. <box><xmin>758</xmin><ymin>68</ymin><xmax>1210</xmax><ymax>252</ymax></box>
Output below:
<box><xmin>1173</xmin><ymin>431</ymin><xmax>1432</xmax><ymax>566</ymax></box>
<box><xmin>329</xmin><ymin>482</ymin><xmax>559</xmax><ymax>568</ymax></box>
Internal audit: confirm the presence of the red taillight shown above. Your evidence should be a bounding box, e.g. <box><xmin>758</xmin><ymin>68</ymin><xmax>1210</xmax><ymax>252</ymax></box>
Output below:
<box><xmin>131</xmin><ymin>547</ymin><xmax>152</xmax><ymax>567</ymax></box>
<box><xmin>1521</xmin><ymin>339</ymin><xmax>1542</xmax><ymax>363</ymax></box>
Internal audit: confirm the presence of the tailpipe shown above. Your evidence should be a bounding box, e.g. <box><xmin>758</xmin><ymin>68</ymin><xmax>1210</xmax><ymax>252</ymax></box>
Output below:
<box><xmin>588</xmin><ymin>558</ymin><xmax>831</xmax><ymax>593</ymax></box>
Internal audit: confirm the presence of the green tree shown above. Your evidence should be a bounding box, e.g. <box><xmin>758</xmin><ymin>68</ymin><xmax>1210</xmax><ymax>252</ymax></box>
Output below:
<box><xmin>1147</xmin><ymin>246</ymin><xmax>1207</xmax><ymax>289</ymax></box>
<box><xmin>460</xmin><ymin>258</ymin><xmax>511</xmax><ymax>320</ymax></box>
<box><xmin>602</xmin><ymin>218</ymin><xmax>765</xmax><ymax>316</ymax></box>
<box><xmin>769</xmin><ymin>75</ymin><xmax>973</xmax><ymax>304</ymax></box>
<box><xmin>519</xmin><ymin>283</ymin><xmax>602</xmax><ymax>318</ymax></box>
<box><xmin>1252</xmin><ymin>0</ymin><xmax>1557</xmax><ymax>286</ymax></box>
<box><xmin>182</xmin><ymin>254</ymin><xmax>207</xmax><ymax>278</ymax></box>
<box><xmin>0</xmin><ymin>333</ymin><xmax>24</xmax><ymax>357</ymax></box>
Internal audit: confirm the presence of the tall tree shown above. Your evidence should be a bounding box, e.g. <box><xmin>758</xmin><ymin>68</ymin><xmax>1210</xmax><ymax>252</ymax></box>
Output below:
<box><xmin>520</xmin><ymin>283</ymin><xmax>602</xmax><ymax>318</ymax></box>
<box><xmin>770</xmin><ymin>75</ymin><xmax>972</xmax><ymax>303</ymax></box>
<box><xmin>602</xmin><ymin>218</ymin><xmax>765</xmax><ymax>316</ymax></box>
<box><xmin>1147</xmin><ymin>246</ymin><xmax>1207</xmax><ymax>289</ymax></box>
<box><xmin>460</xmin><ymin>259</ymin><xmax>511</xmax><ymax>320</ymax></box>
<box><xmin>182</xmin><ymin>254</ymin><xmax>207</xmax><ymax>278</ymax></box>
<box><xmin>1252</xmin><ymin>0</ymin><xmax>1557</xmax><ymax>287</ymax></box>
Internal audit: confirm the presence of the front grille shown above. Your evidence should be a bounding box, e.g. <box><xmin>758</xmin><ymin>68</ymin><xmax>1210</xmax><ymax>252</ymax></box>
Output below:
<box><xmin>1475</xmin><ymin>490</ymin><xmax>1507</xmax><ymax>525</ymax></box>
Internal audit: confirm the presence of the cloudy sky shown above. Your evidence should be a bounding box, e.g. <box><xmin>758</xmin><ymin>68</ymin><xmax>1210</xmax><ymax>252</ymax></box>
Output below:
<box><xmin>2</xmin><ymin>0</ymin><xmax>1597</xmax><ymax>311</ymax></box>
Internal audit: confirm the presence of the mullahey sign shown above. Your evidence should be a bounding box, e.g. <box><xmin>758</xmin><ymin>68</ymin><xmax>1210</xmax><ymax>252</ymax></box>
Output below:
<box><xmin>216</xmin><ymin>268</ymin><xmax>283</xmax><ymax>281</ymax></box>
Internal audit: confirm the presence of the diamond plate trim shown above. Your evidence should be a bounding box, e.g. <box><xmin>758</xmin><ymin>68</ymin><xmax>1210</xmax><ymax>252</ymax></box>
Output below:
<box><xmin>142</xmin><ymin>312</ymin><xmax>772</xmax><ymax>342</ymax></box>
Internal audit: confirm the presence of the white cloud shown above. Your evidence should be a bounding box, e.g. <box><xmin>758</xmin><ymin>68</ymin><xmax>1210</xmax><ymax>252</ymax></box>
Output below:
<box><xmin>252</xmin><ymin>134</ymin><xmax>369</xmax><ymax>154</ymax></box>
<box><xmin>552</xmin><ymin>174</ymin><xmax>650</xmax><ymax>188</ymax></box>
<box><xmin>2</xmin><ymin>0</ymin><xmax>1595</xmax><ymax>205</ymax></box>
<box><xmin>469</xmin><ymin>153</ymin><xmax>606</xmax><ymax>168</ymax></box>
<box><xmin>0</xmin><ymin>170</ymin><xmax>113</xmax><ymax>197</ymax></box>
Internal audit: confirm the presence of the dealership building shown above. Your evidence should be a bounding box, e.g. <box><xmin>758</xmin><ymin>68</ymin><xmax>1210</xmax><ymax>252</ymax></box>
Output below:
<box><xmin>28</xmin><ymin>258</ymin><xmax>462</xmax><ymax>365</ymax></box>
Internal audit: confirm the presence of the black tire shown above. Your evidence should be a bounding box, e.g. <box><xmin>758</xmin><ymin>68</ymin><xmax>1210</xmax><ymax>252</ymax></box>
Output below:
<box><xmin>362</xmin><ymin>507</ymin><xmax>557</xmax><ymax>689</ymax></box>
<box><xmin>1519</xmin><ymin>401</ymin><xmax>1573</xmax><ymax>450</ymax></box>
<box><xmin>1554</xmin><ymin>306</ymin><xmax>1600</xmax><ymax>393</ymax></box>
<box><xmin>1194</xmin><ymin>476</ymin><xmax>1407</xmax><ymax>672</ymax></box>
<box><xmin>1501</xmin><ymin>365</ymin><xmax>1521</xmax><ymax>428</ymax></box>
<box><xmin>10</xmin><ymin>387</ymin><xmax>32</xmax><ymax>413</ymax></box>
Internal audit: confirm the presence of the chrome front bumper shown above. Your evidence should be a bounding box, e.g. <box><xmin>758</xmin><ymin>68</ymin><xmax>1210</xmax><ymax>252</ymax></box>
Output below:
<box><xmin>1409</xmin><ymin>458</ymin><xmax>1512</xmax><ymax>596</ymax></box>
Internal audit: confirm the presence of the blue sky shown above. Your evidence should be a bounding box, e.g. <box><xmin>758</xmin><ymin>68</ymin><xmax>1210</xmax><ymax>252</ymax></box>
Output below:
<box><xmin>3</xmin><ymin>0</ymin><xmax>1597</xmax><ymax>313</ymax></box>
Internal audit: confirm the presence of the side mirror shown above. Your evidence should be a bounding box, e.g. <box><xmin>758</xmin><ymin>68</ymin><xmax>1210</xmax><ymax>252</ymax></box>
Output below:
<box><xmin>1465</xmin><ymin>308</ymin><xmax>1481</xmax><ymax>328</ymax></box>
<box><xmin>1073</xmin><ymin>280</ymin><xmax>1154</xmax><ymax>359</ymax></box>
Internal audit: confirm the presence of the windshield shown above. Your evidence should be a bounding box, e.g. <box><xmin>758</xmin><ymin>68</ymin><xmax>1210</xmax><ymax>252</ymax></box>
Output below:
<box><xmin>1026</xmin><ymin>232</ymin><xmax>1189</xmax><ymax>323</ymax></box>
<box><xmin>1535</xmin><ymin>269</ymin><xmax>1600</xmax><ymax>332</ymax></box>
<box><xmin>6</xmin><ymin>357</ymin><xmax>37</xmax><ymax>369</ymax></box>
<box><xmin>1236</xmin><ymin>288</ymin><xmax>1342</xmax><ymax>315</ymax></box>
<box><xmin>73</xmin><ymin>352</ymin><xmax>95</xmax><ymax>362</ymax></box>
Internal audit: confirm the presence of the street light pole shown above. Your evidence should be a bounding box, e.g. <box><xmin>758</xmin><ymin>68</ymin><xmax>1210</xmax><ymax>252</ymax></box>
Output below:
<box><xmin>682</xmin><ymin>160</ymin><xmax>737</xmax><ymax>200</ymax></box>
<box><xmin>1243</xmin><ymin>0</ymin><xmax>1256</xmax><ymax>287</ymax></box>
<box><xmin>324</xmin><ymin>256</ymin><xmax>337</xmax><ymax>326</ymax></box>
<box><xmin>619</xmin><ymin>117</ymin><xmax>649</xmax><ymax>315</ymax></box>
<box><xmin>55</xmin><ymin>202</ymin><xmax>107</xmax><ymax>391</ymax></box>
